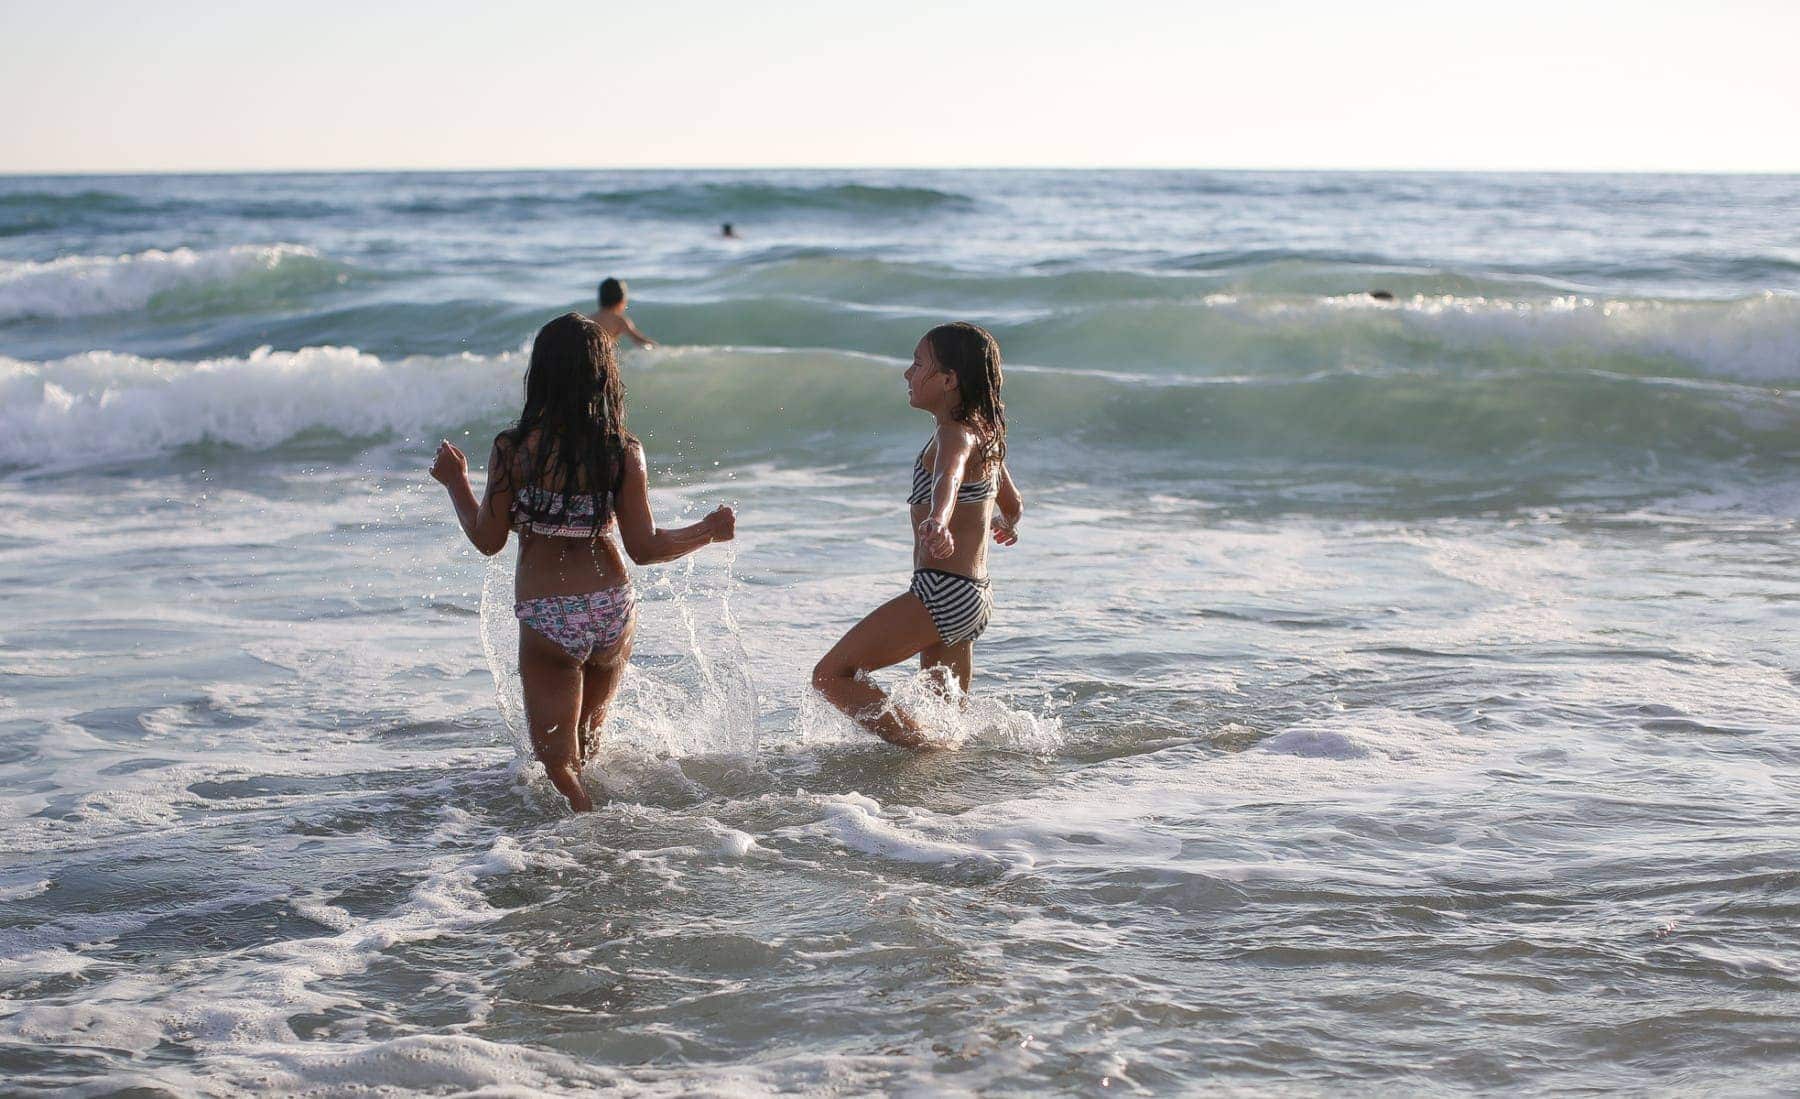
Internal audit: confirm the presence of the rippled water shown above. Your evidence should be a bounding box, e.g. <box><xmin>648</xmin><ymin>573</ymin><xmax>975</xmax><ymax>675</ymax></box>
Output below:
<box><xmin>2</xmin><ymin>170</ymin><xmax>1798</xmax><ymax>1094</ymax></box>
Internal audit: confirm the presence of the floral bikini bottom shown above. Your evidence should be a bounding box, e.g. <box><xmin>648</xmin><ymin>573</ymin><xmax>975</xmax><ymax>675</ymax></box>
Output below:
<box><xmin>515</xmin><ymin>585</ymin><xmax>636</xmax><ymax>661</ymax></box>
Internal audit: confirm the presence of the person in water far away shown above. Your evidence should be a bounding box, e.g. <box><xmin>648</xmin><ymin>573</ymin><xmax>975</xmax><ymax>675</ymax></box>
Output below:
<box><xmin>588</xmin><ymin>277</ymin><xmax>657</xmax><ymax>349</ymax></box>
<box><xmin>431</xmin><ymin>313</ymin><xmax>733</xmax><ymax>812</ymax></box>
<box><xmin>812</xmin><ymin>322</ymin><xmax>1022</xmax><ymax>747</ymax></box>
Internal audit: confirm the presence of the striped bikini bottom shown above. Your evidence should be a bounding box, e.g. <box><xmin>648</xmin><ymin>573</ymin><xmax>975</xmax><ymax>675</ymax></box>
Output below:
<box><xmin>909</xmin><ymin>569</ymin><xmax>993</xmax><ymax>647</ymax></box>
<box><xmin>515</xmin><ymin>585</ymin><xmax>635</xmax><ymax>661</ymax></box>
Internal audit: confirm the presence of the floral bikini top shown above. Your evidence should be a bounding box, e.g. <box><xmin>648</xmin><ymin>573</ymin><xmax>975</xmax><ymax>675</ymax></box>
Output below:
<box><xmin>510</xmin><ymin>485</ymin><xmax>615</xmax><ymax>538</ymax></box>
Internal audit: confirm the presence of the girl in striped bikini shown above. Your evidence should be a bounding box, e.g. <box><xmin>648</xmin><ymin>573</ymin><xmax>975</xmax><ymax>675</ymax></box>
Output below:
<box><xmin>813</xmin><ymin>322</ymin><xmax>1023</xmax><ymax>747</ymax></box>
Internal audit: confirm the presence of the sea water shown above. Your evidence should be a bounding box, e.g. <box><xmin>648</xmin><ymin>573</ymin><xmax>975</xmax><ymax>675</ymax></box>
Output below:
<box><xmin>1</xmin><ymin>170</ymin><xmax>1797</xmax><ymax>1094</ymax></box>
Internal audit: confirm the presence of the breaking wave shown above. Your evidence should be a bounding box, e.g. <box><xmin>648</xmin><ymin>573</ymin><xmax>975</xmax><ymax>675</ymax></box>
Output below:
<box><xmin>0</xmin><ymin>244</ymin><xmax>349</xmax><ymax>322</ymax></box>
<box><xmin>4</xmin><ymin>343</ymin><xmax>1795</xmax><ymax>474</ymax></box>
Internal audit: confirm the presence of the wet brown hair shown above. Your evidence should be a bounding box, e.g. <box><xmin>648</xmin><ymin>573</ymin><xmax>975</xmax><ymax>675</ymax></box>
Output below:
<box><xmin>495</xmin><ymin>312</ymin><xmax>632</xmax><ymax>531</ymax></box>
<box><xmin>926</xmin><ymin>321</ymin><xmax>1006</xmax><ymax>473</ymax></box>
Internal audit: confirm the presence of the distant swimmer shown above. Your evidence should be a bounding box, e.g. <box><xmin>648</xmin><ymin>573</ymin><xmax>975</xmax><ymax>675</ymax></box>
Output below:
<box><xmin>430</xmin><ymin>313</ymin><xmax>734</xmax><ymax>812</ymax></box>
<box><xmin>721</xmin><ymin>222</ymin><xmax>739</xmax><ymax>239</ymax></box>
<box><xmin>812</xmin><ymin>322</ymin><xmax>1022</xmax><ymax>747</ymax></box>
<box><xmin>1368</xmin><ymin>289</ymin><xmax>1395</xmax><ymax>301</ymax></box>
<box><xmin>588</xmin><ymin>277</ymin><xmax>656</xmax><ymax>349</ymax></box>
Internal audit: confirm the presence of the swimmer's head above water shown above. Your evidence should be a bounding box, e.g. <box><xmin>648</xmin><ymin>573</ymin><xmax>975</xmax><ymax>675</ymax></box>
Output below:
<box><xmin>597</xmin><ymin>277</ymin><xmax>627</xmax><ymax>312</ymax></box>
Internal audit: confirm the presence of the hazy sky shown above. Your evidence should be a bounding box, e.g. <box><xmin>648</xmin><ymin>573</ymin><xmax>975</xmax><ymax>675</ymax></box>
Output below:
<box><xmin>3</xmin><ymin>0</ymin><xmax>1796</xmax><ymax>173</ymax></box>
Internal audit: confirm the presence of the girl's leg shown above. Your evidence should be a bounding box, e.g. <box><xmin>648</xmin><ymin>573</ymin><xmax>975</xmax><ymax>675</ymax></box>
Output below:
<box><xmin>812</xmin><ymin>593</ymin><xmax>941</xmax><ymax>747</ymax></box>
<box><xmin>519</xmin><ymin>626</ymin><xmax>592</xmax><ymax>812</ymax></box>
<box><xmin>577</xmin><ymin>617</ymin><xmax>635</xmax><ymax>765</ymax></box>
<box><xmin>919</xmin><ymin>640</ymin><xmax>973</xmax><ymax>695</ymax></box>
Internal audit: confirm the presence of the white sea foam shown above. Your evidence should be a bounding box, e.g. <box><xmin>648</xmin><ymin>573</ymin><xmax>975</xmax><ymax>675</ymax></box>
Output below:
<box><xmin>790</xmin><ymin>664</ymin><xmax>1063</xmax><ymax>754</ymax></box>
<box><xmin>0</xmin><ymin>345</ymin><xmax>516</xmax><ymax>469</ymax></box>
<box><xmin>1255</xmin><ymin>713</ymin><xmax>1451</xmax><ymax>762</ymax></box>
<box><xmin>0</xmin><ymin>243</ymin><xmax>336</xmax><ymax>321</ymax></box>
<box><xmin>773</xmin><ymin>708</ymin><xmax>1472</xmax><ymax>876</ymax></box>
<box><xmin>1343</xmin><ymin>290</ymin><xmax>1800</xmax><ymax>383</ymax></box>
<box><xmin>183</xmin><ymin>1035</ymin><xmax>904</xmax><ymax>1098</ymax></box>
<box><xmin>0</xmin><ymin>946</ymin><xmax>92</xmax><ymax>980</ymax></box>
<box><xmin>936</xmin><ymin>709</ymin><xmax>1482</xmax><ymax>878</ymax></box>
<box><xmin>776</xmin><ymin>793</ymin><xmax>1005</xmax><ymax>868</ymax></box>
<box><xmin>286</xmin><ymin>892</ymin><xmax>357</xmax><ymax>933</ymax></box>
<box><xmin>0</xmin><ymin>877</ymin><xmax>51</xmax><ymax>902</ymax></box>
<box><xmin>716</xmin><ymin>829</ymin><xmax>758</xmax><ymax>858</ymax></box>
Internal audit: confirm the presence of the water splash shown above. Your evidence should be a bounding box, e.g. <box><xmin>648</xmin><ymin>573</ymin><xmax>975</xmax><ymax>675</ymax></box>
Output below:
<box><xmin>792</xmin><ymin>663</ymin><xmax>1063</xmax><ymax>753</ymax></box>
<box><xmin>476</xmin><ymin>533</ymin><xmax>761</xmax><ymax>805</ymax></box>
<box><xmin>477</xmin><ymin>553</ymin><xmax>526</xmax><ymax>754</ymax></box>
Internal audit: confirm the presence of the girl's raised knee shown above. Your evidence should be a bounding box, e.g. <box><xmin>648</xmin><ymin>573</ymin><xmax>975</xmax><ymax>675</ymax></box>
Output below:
<box><xmin>812</xmin><ymin>659</ymin><xmax>851</xmax><ymax>690</ymax></box>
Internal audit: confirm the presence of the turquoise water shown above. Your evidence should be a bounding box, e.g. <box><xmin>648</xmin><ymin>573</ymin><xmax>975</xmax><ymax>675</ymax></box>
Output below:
<box><xmin>1</xmin><ymin>170</ymin><xmax>1798</xmax><ymax>1094</ymax></box>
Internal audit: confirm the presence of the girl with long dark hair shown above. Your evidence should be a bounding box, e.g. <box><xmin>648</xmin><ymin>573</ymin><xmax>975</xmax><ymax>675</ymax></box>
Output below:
<box><xmin>812</xmin><ymin>322</ymin><xmax>1023</xmax><ymax>746</ymax></box>
<box><xmin>431</xmin><ymin>313</ymin><xmax>734</xmax><ymax>811</ymax></box>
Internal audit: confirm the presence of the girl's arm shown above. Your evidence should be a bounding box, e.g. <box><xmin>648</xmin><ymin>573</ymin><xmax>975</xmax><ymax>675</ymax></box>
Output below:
<box><xmin>614</xmin><ymin>442</ymin><xmax>733</xmax><ymax>564</ymax></box>
<box><xmin>919</xmin><ymin>424</ymin><xmax>977</xmax><ymax>559</ymax></box>
<box><xmin>432</xmin><ymin>440</ymin><xmax>512</xmax><ymax>556</ymax></box>
<box><xmin>992</xmin><ymin>461</ymin><xmax>1022</xmax><ymax>546</ymax></box>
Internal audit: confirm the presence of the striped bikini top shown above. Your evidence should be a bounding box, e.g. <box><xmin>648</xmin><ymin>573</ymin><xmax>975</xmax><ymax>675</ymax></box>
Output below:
<box><xmin>908</xmin><ymin>443</ymin><xmax>996</xmax><ymax>506</ymax></box>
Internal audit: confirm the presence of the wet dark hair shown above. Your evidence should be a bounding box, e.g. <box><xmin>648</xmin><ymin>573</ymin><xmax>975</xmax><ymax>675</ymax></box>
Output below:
<box><xmin>925</xmin><ymin>321</ymin><xmax>1006</xmax><ymax>472</ymax></box>
<box><xmin>598</xmin><ymin>277</ymin><xmax>625</xmax><ymax>309</ymax></box>
<box><xmin>495</xmin><ymin>313</ymin><xmax>632</xmax><ymax>532</ymax></box>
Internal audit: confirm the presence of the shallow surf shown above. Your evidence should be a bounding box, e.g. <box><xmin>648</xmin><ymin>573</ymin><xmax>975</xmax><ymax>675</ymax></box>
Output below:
<box><xmin>2</xmin><ymin>168</ymin><xmax>1797</xmax><ymax>1094</ymax></box>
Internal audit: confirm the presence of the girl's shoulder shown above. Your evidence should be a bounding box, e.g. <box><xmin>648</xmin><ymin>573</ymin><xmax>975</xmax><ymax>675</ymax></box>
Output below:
<box><xmin>933</xmin><ymin>420</ymin><xmax>982</xmax><ymax>450</ymax></box>
<box><xmin>489</xmin><ymin>429</ymin><xmax>529</xmax><ymax>488</ymax></box>
<box><xmin>938</xmin><ymin>421</ymin><xmax>1001</xmax><ymax>479</ymax></box>
<box><xmin>930</xmin><ymin>421</ymin><xmax>982</xmax><ymax>466</ymax></box>
<box><xmin>495</xmin><ymin>427</ymin><xmax>538</xmax><ymax>456</ymax></box>
<box><xmin>616</xmin><ymin>435</ymin><xmax>647</xmax><ymax>479</ymax></box>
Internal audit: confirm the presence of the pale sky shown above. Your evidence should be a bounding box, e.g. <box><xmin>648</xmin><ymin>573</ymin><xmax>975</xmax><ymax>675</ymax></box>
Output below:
<box><xmin>3</xmin><ymin>0</ymin><xmax>1796</xmax><ymax>174</ymax></box>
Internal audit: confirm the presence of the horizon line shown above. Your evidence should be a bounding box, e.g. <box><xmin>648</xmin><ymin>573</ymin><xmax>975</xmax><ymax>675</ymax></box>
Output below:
<box><xmin>4</xmin><ymin>164</ymin><xmax>1799</xmax><ymax>180</ymax></box>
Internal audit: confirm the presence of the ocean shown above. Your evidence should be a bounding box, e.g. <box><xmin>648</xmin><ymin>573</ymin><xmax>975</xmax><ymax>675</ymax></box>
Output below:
<box><xmin>1</xmin><ymin>169</ymin><xmax>1797</xmax><ymax>1095</ymax></box>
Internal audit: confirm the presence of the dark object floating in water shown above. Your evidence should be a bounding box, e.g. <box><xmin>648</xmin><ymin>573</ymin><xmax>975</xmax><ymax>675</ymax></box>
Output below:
<box><xmin>1368</xmin><ymin>289</ymin><xmax>1395</xmax><ymax>301</ymax></box>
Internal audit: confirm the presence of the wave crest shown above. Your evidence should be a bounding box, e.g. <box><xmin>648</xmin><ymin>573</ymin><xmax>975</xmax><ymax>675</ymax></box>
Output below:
<box><xmin>4</xmin><ymin>343</ymin><xmax>1796</xmax><ymax>475</ymax></box>
<box><xmin>0</xmin><ymin>244</ymin><xmax>348</xmax><ymax>322</ymax></box>
<box><xmin>579</xmin><ymin>181</ymin><xmax>977</xmax><ymax>218</ymax></box>
<box><xmin>0</xmin><ymin>345</ymin><xmax>514</xmax><ymax>470</ymax></box>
